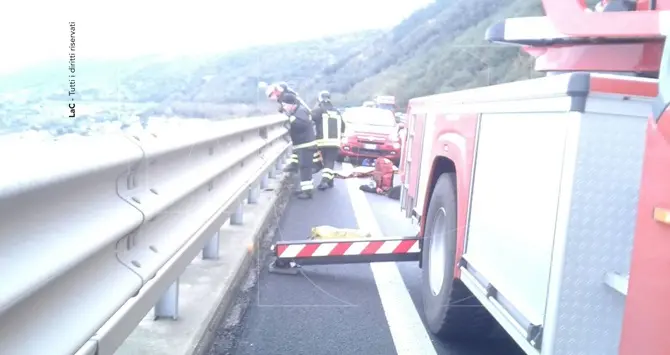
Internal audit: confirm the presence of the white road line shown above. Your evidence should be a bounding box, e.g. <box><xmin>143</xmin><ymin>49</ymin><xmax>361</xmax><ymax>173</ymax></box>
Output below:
<box><xmin>342</xmin><ymin>163</ymin><xmax>437</xmax><ymax>355</ymax></box>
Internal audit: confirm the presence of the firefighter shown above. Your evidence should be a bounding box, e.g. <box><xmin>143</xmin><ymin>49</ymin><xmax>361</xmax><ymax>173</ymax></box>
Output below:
<box><xmin>265</xmin><ymin>83</ymin><xmax>323</xmax><ymax>173</ymax></box>
<box><xmin>311</xmin><ymin>90</ymin><xmax>345</xmax><ymax>190</ymax></box>
<box><xmin>358</xmin><ymin>157</ymin><xmax>400</xmax><ymax>199</ymax></box>
<box><xmin>269</xmin><ymin>89</ymin><xmax>317</xmax><ymax>199</ymax></box>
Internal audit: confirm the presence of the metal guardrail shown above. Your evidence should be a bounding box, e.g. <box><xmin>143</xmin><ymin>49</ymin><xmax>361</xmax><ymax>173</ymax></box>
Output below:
<box><xmin>0</xmin><ymin>115</ymin><xmax>292</xmax><ymax>355</ymax></box>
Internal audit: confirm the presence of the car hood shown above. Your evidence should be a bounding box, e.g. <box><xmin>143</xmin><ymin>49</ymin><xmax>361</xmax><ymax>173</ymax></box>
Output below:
<box><xmin>347</xmin><ymin>124</ymin><xmax>396</xmax><ymax>136</ymax></box>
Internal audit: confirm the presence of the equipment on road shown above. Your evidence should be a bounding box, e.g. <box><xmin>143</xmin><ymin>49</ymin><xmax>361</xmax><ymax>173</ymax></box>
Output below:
<box><xmin>269</xmin><ymin>1</ymin><xmax>670</xmax><ymax>353</ymax></box>
<box><xmin>309</xmin><ymin>225</ymin><xmax>372</xmax><ymax>240</ymax></box>
<box><xmin>268</xmin><ymin>235</ymin><xmax>421</xmax><ymax>275</ymax></box>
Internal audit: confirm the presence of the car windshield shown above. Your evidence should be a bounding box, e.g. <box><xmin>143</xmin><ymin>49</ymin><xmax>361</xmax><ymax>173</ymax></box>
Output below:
<box><xmin>343</xmin><ymin>108</ymin><xmax>397</xmax><ymax>127</ymax></box>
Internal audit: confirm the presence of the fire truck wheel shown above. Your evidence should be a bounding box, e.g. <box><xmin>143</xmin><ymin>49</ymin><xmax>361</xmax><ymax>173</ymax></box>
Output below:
<box><xmin>336</xmin><ymin>154</ymin><xmax>344</xmax><ymax>162</ymax></box>
<box><xmin>421</xmin><ymin>173</ymin><xmax>493</xmax><ymax>340</ymax></box>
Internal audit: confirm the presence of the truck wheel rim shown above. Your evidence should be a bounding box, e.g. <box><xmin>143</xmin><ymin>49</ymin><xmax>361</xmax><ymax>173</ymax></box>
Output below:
<box><xmin>429</xmin><ymin>207</ymin><xmax>447</xmax><ymax>296</ymax></box>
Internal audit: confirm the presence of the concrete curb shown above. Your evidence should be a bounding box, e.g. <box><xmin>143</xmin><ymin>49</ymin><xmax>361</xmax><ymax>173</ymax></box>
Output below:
<box><xmin>114</xmin><ymin>173</ymin><xmax>290</xmax><ymax>355</ymax></box>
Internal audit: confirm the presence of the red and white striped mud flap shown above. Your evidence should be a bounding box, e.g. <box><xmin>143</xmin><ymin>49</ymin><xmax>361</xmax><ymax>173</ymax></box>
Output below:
<box><xmin>271</xmin><ymin>236</ymin><xmax>421</xmax><ymax>267</ymax></box>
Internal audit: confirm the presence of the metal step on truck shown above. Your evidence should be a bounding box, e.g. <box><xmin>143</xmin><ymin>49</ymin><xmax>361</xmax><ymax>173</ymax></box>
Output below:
<box><xmin>269</xmin><ymin>0</ymin><xmax>670</xmax><ymax>354</ymax></box>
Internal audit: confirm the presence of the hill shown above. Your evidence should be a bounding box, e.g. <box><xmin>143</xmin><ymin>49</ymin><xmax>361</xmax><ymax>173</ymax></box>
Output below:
<box><xmin>133</xmin><ymin>0</ymin><xmax>547</xmax><ymax>106</ymax></box>
<box><xmin>0</xmin><ymin>32</ymin><xmax>379</xmax><ymax>133</ymax></box>
<box><xmin>322</xmin><ymin>0</ymin><xmax>547</xmax><ymax>106</ymax></box>
<box><xmin>130</xmin><ymin>30</ymin><xmax>382</xmax><ymax>119</ymax></box>
<box><xmin>0</xmin><ymin>0</ymin><xmax>553</xmax><ymax>133</ymax></box>
<box><xmin>131</xmin><ymin>0</ymin><xmax>547</xmax><ymax>113</ymax></box>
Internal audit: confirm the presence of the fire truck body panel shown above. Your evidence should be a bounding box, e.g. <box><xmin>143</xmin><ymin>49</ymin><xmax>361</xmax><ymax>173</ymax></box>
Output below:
<box><xmin>541</xmin><ymin>0</ymin><xmax>667</xmax><ymax>39</ymax></box>
<box><xmin>400</xmin><ymin>73</ymin><xmax>657</xmax><ymax>354</ymax></box>
<box><xmin>486</xmin><ymin>16</ymin><xmax>665</xmax><ymax>73</ymax></box>
<box><xmin>529</xmin><ymin>42</ymin><xmax>663</xmax><ymax>73</ymax></box>
<box><xmin>619</xmin><ymin>114</ymin><xmax>670</xmax><ymax>354</ymax></box>
<box><xmin>402</xmin><ymin>72</ymin><xmax>595</xmax><ymax>223</ymax></box>
<box><xmin>399</xmin><ymin>109</ymin><xmax>478</xmax><ymax>279</ymax></box>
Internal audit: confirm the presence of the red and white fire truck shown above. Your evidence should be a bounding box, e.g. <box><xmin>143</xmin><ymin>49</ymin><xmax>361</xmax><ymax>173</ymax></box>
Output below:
<box><xmin>398</xmin><ymin>0</ymin><xmax>670</xmax><ymax>353</ymax></box>
<box><xmin>271</xmin><ymin>0</ymin><xmax>670</xmax><ymax>353</ymax></box>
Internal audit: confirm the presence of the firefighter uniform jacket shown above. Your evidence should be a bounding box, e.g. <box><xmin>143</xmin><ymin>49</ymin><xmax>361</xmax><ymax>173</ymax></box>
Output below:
<box><xmin>288</xmin><ymin>104</ymin><xmax>317</xmax><ymax>149</ymax></box>
<box><xmin>311</xmin><ymin>102</ymin><xmax>345</xmax><ymax>147</ymax></box>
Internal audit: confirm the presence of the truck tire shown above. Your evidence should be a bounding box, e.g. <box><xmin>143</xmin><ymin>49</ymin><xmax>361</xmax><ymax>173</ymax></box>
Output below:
<box><xmin>421</xmin><ymin>173</ymin><xmax>493</xmax><ymax>340</ymax></box>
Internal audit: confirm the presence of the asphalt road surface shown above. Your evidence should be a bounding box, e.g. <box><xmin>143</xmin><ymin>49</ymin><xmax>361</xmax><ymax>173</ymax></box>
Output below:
<box><xmin>207</xmin><ymin>163</ymin><xmax>524</xmax><ymax>355</ymax></box>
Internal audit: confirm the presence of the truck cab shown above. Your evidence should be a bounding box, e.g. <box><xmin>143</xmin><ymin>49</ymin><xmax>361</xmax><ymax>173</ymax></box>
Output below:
<box><xmin>373</xmin><ymin>95</ymin><xmax>397</xmax><ymax>112</ymax></box>
<box><xmin>398</xmin><ymin>1</ymin><xmax>670</xmax><ymax>354</ymax></box>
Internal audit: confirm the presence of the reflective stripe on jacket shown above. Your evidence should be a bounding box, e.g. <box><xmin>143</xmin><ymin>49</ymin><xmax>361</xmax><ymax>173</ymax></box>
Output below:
<box><xmin>312</xmin><ymin>103</ymin><xmax>345</xmax><ymax>147</ymax></box>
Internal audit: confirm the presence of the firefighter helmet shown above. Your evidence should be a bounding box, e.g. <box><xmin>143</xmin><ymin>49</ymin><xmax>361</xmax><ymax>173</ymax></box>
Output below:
<box><xmin>279</xmin><ymin>92</ymin><xmax>299</xmax><ymax>105</ymax></box>
<box><xmin>318</xmin><ymin>90</ymin><xmax>331</xmax><ymax>103</ymax></box>
<box><xmin>265</xmin><ymin>84</ymin><xmax>284</xmax><ymax>101</ymax></box>
<box><xmin>266</xmin><ymin>82</ymin><xmax>301</xmax><ymax>102</ymax></box>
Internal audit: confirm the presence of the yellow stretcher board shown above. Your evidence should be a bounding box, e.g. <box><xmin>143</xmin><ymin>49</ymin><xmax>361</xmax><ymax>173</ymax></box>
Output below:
<box><xmin>310</xmin><ymin>225</ymin><xmax>372</xmax><ymax>240</ymax></box>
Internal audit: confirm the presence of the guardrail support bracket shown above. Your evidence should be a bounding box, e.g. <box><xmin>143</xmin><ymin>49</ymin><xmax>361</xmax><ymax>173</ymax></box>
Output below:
<box><xmin>230</xmin><ymin>204</ymin><xmax>244</xmax><ymax>225</ymax></box>
<box><xmin>248</xmin><ymin>184</ymin><xmax>260</xmax><ymax>204</ymax></box>
<box><xmin>260</xmin><ymin>174</ymin><xmax>269</xmax><ymax>189</ymax></box>
<box><xmin>154</xmin><ymin>280</ymin><xmax>179</xmax><ymax>320</ymax></box>
<box><xmin>202</xmin><ymin>232</ymin><xmax>220</xmax><ymax>260</ymax></box>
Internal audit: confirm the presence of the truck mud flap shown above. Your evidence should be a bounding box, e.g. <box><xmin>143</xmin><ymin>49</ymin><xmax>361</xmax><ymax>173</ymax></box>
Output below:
<box><xmin>268</xmin><ymin>237</ymin><xmax>421</xmax><ymax>275</ymax></box>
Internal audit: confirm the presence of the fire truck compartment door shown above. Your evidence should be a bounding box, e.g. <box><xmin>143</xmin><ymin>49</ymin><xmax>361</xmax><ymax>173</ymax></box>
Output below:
<box><xmin>462</xmin><ymin>112</ymin><xmax>570</xmax><ymax>327</ymax></box>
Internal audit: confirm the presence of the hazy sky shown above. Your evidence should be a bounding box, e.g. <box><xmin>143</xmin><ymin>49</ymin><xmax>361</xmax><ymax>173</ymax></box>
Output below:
<box><xmin>0</xmin><ymin>0</ymin><xmax>433</xmax><ymax>74</ymax></box>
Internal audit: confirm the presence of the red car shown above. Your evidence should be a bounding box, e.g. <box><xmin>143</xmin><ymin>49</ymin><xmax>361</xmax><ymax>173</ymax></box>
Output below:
<box><xmin>338</xmin><ymin>107</ymin><xmax>403</xmax><ymax>166</ymax></box>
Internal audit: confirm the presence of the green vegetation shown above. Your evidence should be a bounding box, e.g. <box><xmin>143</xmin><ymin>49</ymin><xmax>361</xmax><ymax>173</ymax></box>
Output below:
<box><xmin>1</xmin><ymin>0</ymin><xmax>549</xmax><ymax>133</ymax></box>
<box><xmin>331</xmin><ymin>0</ymin><xmax>547</xmax><ymax>106</ymax></box>
<box><xmin>128</xmin><ymin>0</ymin><xmax>547</xmax><ymax>112</ymax></box>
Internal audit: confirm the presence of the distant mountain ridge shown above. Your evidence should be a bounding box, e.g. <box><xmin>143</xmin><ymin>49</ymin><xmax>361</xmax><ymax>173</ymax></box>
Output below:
<box><xmin>1</xmin><ymin>0</ymin><xmax>548</xmax><ymax>132</ymax></box>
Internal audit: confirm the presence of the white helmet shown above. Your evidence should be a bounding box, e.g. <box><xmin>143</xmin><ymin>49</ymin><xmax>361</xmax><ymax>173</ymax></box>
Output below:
<box><xmin>318</xmin><ymin>90</ymin><xmax>331</xmax><ymax>103</ymax></box>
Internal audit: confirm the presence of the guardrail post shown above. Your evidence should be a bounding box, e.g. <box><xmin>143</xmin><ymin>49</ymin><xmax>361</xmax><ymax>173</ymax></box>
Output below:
<box><xmin>275</xmin><ymin>156</ymin><xmax>284</xmax><ymax>171</ymax></box>
<box><xmin>202</xmin><ymin>231</ymin><xmax>219</xmax><ymax>260</ymax></box>
<box><xmin>260</xmin><ymin>174</ymin><xmax>269</xmax><ymax>189</ymax></box>
<box><xmin>248</xmin><ymin>183</ymin><xmax>260</xmax><ymax>204</ymax></box>
<box><xmin>268</xmin><ymin>167</ymin><xmax>277</xmax><ymax>179</ymax></box>
<box><xmin>154</xmin><ymin>280</ymin><xmax>179</xmax><ymax>320</ymax></box>
<box><xmin>230</xmin><ymin>203</ymin><xmax>244</xmax><ymax>225</ymax></box>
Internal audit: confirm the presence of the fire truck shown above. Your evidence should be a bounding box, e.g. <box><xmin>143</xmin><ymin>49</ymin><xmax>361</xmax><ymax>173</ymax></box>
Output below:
<box><xmin>373</xmin><ymin>95</ymin><xmax>397</xmax><ymax>112</ymax></box>
<box><xmin>270</xmin><ymin>0</ymin><xmax>670</xmax><ymax>354</ymax></box>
